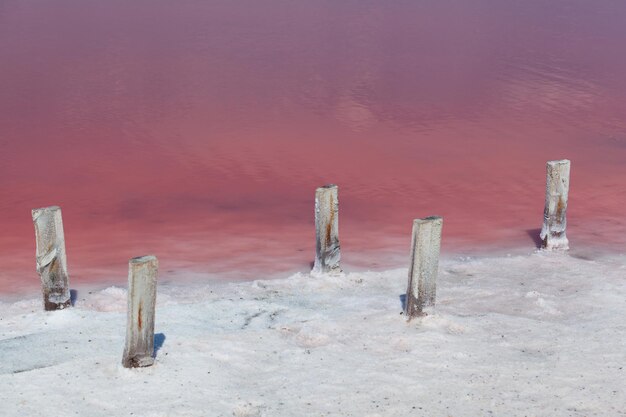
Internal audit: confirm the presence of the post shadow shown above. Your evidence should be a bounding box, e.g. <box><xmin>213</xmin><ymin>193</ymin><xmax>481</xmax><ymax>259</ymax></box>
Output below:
<box><xmin>70</xmin><ymin>289</ymin><xmax>78</xmax><ymax>307</ymax></box>
<box><xmin>526</xmin><ymin>228</ymin><xmax>543</xmax><ymax>249</ymax></box>
<box><xmin>153</xmin><ymin>333</ymin><xmax>166</xmax><ymax>358</ymax></box>
<box><xmin>399</xmin><ymin>294</ymin><xmax>407</xmax><ymax>312</ymax></box>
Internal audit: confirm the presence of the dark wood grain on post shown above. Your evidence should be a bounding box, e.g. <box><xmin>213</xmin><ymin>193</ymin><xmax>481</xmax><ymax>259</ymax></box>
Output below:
<box><xmin>405</xmin><ymin>216</ymin><xmax>443</xmax><ymax>319</ymax></box>
<box><xmin>31</xmin><ymin>206</ymin><xmax>71</xmax><ymax>310</ymax></box>
<box><xmin>122</xmin><ymin>255</ymin><xmax>158</xmax><ymax>368</ymax></box>
<box><xmin>540</xmin><ymin>160</ymin><xmax>570</xmax><ymax>251</ymax></box>
<box><xmin>312</xmin><ymin>184</ymin><xmax>341</xmax><ymax>275</ymax></box>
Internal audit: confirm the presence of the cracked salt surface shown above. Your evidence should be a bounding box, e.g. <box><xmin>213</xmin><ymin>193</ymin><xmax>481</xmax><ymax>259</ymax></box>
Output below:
<box><xmin>0</xmin><ymin>251</ymin><xmax>624</xmax><ymax>416</ymax></box>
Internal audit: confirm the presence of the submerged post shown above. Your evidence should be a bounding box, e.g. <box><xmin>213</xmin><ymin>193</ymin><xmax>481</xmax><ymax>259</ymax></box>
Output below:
<box><xmin>405</xmin><ymin>216</ymin><xmax>443</xmax><ymax>318</ymax></box>
<box><xmin>540</xmin><ymin>159</ymin><xmax>570</xmax><ymax>250</ymax></box>
<box><xmin>122</xmin><ymin>255</ymin><xmax>158</xmax><ymax>368</ymax></box>
<box><xmin>31</xmin><ymin>206</ymin><xmax>71</xmax><ymax>310</ymax></box>
<box><xmin>312</xmin><ymin>184</ymin><xmax>341</xmax><ymax>275</ymax></box>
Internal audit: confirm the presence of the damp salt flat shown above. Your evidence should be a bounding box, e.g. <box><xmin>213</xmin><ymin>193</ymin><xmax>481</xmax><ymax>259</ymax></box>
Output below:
<box><xmin>1</xmin><ymin>1</ymin><xmax>626</xmax><ymax>294</ymax></box>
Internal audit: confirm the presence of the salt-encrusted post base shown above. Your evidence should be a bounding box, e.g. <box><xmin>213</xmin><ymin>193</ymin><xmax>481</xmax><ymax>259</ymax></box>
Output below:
<box><xmin>405</xmin><ymin>216</ymin><xmax>443</xmax><ymax>319</ymax></box>
<box><xmin>312</xmin><ymin>184</ymin><xmax>341</xmax><ymax>275</ymax></box>
<box><xmin>122</xmin><ymin>255</ymin><xmax>158</xmax><ymax>368</ymax></box>
<box><xmin>31</xmin><ymin>206</ymin><xmax>71</xmax><ymax>311</ymax></box>
<box><xmin>540</xmin><ymin>159</ymin><xmax>570</xmax><ymax>251</ymax></box>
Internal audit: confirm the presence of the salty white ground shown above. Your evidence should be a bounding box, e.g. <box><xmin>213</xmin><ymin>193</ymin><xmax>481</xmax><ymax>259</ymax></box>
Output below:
<box><xmin>0</xmin><ymin>251</ymin><xmax>625</xmax><ymax>417</ymax></box>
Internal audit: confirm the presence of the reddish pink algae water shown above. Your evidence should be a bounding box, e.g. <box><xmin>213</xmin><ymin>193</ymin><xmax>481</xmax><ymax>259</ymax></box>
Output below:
<box><xmin>1</xmin><ymin>0</ymin><xmax>625</xmax><ymax>294</ymax></box>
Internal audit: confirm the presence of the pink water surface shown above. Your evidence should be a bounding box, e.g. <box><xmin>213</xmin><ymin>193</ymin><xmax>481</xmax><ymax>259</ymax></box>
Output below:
<box><xmin>1</xmin><ymin>0</ymin><xmax>625</xmax><ymax>294</ymax></box>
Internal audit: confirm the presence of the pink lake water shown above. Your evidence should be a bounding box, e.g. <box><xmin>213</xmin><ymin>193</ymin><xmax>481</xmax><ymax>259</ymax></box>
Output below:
<box><xmin>1</xmin><ymin>0</ymin><xmax>625</xmax><ymax>295</ymax></box>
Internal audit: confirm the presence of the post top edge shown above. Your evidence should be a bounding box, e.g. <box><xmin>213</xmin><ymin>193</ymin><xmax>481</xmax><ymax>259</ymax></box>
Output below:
<box><xmin>129</xmin><ymin>255</ymin><xmax>158</xmax><ymax>264</ymax></box>
<box><xmin>317</xmin><ymin>184</ymin><xmax>338</xmax><ymax>190</ymax></box>
<box><xmin>32</xmin><ymin>205</ymin><xmax>61</xmax><ymax>213</ymax></box>
<box><xmin>546</xmin><ymin>159</ymin><xmax>570</xmax><ymax>166</ymax></box>
<box><xmin>413</xmin><ymin>215</ymin><xmax>443</xmax><ymax>224</ymax></box>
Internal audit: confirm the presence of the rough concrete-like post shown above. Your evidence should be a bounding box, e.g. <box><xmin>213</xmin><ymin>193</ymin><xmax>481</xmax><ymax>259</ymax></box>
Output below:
<box><xmin>312</xmin><ymin>184</ymin><xmax>341</xmax><ymax>275</ymax></box>
<box><xmin>31</xmin><ymin>206</ymin><xmax>71</xmax><ymax>310</ymax></box>
<box><xmin>540</xmin><ymin>160</ymin><xmax>570</xmax><ymax>250</ymax></box>
<box><xmin>122</xmin><ymin>255</ymin><xmax>158</xmax><ymax>368</ymax></box>
<box><xmin>405</xmin><ymin>216</ymin><xmax>443</xmax><ymax>318</ymax></box>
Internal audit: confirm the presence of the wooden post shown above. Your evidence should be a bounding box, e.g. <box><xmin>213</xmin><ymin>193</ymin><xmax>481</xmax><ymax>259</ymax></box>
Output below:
<box><xmin>31</xmin><ymin>206</ymin><xmax>71</xmax><ymax>310</ymax></box>
<box><xmin>312</xmin><ymin>184</ymin><xmax>341</xmax><ymax>275</ymax></box>
<box><xmin>405</xmin><ymin>216</ymin><xmax>443</xmax><ymax>318</ymax></box>
<box><xmin>540</xmin><ymin>159</ymin><xmax>570</xmax><ymax>250</ymax></box>
<box><xmin>122</xmin><ymin>255</ymin><xmax>158</xmax><ymax>368</ymax></box>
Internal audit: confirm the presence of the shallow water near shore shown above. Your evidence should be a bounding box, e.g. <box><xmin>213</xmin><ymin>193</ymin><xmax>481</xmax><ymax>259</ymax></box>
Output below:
<box><xmin>1</xmin><ymin>0</ymin><xmax>626</xmax><ymax>293</ymax></box>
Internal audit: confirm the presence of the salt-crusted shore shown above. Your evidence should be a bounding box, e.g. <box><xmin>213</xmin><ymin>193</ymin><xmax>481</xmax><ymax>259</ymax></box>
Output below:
<box><xmin>1</xmin><ymin>251</ymin><xmax>625</xmax><ymax>417</ymax></box>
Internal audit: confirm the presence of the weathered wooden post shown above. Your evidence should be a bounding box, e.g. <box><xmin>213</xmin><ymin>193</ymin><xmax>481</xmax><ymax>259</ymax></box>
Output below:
<box><xmin>312</xmin><ymin>184</ymin><xmax>341</xmax><ymax>275</ymax></box>
<box><xmin>540</xmin><ymin>159</ymin><xmax>570</xmax><ymax>251</ymax></box>
<box><xmin>122</xmin><ymin>255</ymin><xmax>158</xmax><ymax>368</ymax></box>
<box><xmin>31</xmin><ymin>206</ymin><xmax>71</xmax><ymax>310</ymax></box>
<box><xmin>405</xmin><ymin>216</ymin><xmax>443</xmax><ymax>318</ymax></box>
